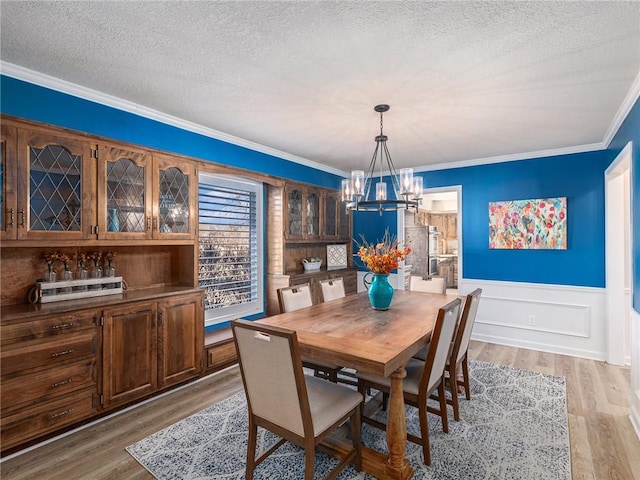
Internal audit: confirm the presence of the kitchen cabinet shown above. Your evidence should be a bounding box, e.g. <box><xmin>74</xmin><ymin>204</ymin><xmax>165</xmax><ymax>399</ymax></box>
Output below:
<box><xmin>2</xmin><ymin>123</ymin><xmax>96</xmax><ymax>241</ymax></box>
<box><xmin>0</xmin><ymin>309</ymin><xmax>99</xmax><ymax>450</ymax></box>
<box><xmin>101</xmin><ymin>291</ymin><xmax>204</xmax><ymax>409</ymax></box>
<box><xmin>323</xmin><ymin>191</ymin><xmax>351</xmax><ymax>239</ymax></box>
<box><xmin>428</xmin><ymin>212</ymin><xmax>457</xmax><ymax>240</ymax></box>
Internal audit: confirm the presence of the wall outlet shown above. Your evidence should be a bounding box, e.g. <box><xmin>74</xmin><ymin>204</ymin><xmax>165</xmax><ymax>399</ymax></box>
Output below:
<box><xmin>528</xmin><ymin>315</ymin><xmax>536</xmax><ymax>326</ymax></box>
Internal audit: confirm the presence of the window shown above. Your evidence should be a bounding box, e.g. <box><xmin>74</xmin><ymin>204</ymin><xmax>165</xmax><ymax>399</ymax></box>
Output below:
<box><xmin>198</xmin><ymin>173</ymin><xmax>263</xmax><ymax>326</ymax></box>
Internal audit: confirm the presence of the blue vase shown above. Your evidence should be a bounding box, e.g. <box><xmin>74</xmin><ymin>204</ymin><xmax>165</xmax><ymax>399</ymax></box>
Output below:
<box><xmin>363</xmin><ymin>272</ymin><xmax>394</xmax><ymax>310</ymax></box>
<box><xmin>108</xmin><ymin>208</ymin><xmax>120</xmax><ymax>232</ymax></box>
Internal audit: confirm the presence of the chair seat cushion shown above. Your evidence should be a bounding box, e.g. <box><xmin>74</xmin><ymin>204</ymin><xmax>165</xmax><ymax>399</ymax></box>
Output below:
<box><xmin>305</xmin><ymin>376</ymin><xmax>363</xmax><ymax>436</ymax></box>
<box><xmin>356</xmin><ymin>358</ymin><xmax>425</xmax><ymax>397</ymax></box>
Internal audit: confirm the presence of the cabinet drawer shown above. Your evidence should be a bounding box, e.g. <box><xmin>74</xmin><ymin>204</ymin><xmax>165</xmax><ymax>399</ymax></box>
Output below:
<box><xmin>207</xmin><ymin>340</ymin><xmax>237</xmax><ymax>370</ymax></box>
<box><xmin>2</xmin><ymin>360</ymin><xmax>96</xmax><ymax>412</ymax></box>
<box><xmin>1</xmin><ymin>331</ymin><xmax>97</xmax><ymax>377</ymax></box>
<box><xmin>1</xmin><ymin>387</ymin><xmax>97</xmax><ymax>450</ymax></box>
<box><xmin>1</xmin><ymin>310</ymin><xmax>97</xmax><ymax>346</ymax></box>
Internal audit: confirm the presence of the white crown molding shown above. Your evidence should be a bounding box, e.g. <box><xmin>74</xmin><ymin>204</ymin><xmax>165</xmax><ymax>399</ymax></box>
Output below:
<box><xmin>2</xmin><ymin>62</ymin><xmax>636</xmax><ymax>178</ymax></box>
<box><xmin>0</xmin><ymin>62</ymin><xmax>347</xmax><ymax>178</ymax></box>
<box><xmin>603</xmin><ymin>70</ymin><xmax>640</xmax><ymax>148</ymax></box>
<box><xmin>412</xmin><ymin>142</ymin><xmax>606</xmax><ymax>174</ymax></box>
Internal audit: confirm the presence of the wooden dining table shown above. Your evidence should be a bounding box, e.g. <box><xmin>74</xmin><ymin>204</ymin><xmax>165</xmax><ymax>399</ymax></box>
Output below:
<box><xmin>256</xmin><ymin>288</ymin><xmax>460</xmax><ymax>480</ymax></box>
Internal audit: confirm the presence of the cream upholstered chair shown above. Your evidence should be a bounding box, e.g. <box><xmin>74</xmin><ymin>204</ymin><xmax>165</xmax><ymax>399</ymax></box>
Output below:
<box><xmin>277</xmin><ymin>284</ymin><xmax>342</xmax><ymax>382</ymax></box>
<box><xmin>445</xmin><ymin>288</ymin><xmax>482</xmax><ymax>421</ymax></box>
<box><xmin>278</xmin><ymin>284</ymin><xmax>313</xmax><ymax>312</ymax></box>
<box><xmin>409</xmin><ymin>275</ymin><xmax>446</xmax><ymax>294</ymax></box>
<box><xmin>232</xmin><ymin>319</ymin><xmax>362</xmax><ymax>480</ymax></box>
<box><xmin>319</xmin><ymin>277</ymin><xmax>346</xmax><ymax>302</ymax></box>
<box><xmin>356</xmin><ymin>298</ymin><xmax>462</xmax><ymax>465</ymax></box>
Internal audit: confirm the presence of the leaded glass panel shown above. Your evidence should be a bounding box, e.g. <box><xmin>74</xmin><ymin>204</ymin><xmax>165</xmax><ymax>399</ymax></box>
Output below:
<box><xmin>287</xmin><ymin>189</ymin><xmax>302</xmax><ymax>236</ymax></box>
<box><xmin>159</xmin><ymin>167</ymin><xmax>189</xmax><ymax>233</ymax></box>
<box><xmin>306</xmin><ymin>192</ymin><xmax>319</xmax><ymax>236</ymax></box>
<box><xmin>107</xmin><ymin>158</ymin><xmax>146</xmax><ymax>233</ymax></box>
<box><xmin>29</xmin><ymin>145</ymin><xmax>82</xmax><ymax>231</ymax></box>
<box><xmin>324</xmin><ymin>195</ymin><xmax>337</xmax><ymax>236</ymax></box>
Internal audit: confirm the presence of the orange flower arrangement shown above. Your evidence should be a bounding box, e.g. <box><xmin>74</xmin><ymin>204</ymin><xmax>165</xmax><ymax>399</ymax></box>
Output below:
<box><xmin>356</xmin><ymin>229</ymin><xmax>411</xmax><ymax>275</ymax></box>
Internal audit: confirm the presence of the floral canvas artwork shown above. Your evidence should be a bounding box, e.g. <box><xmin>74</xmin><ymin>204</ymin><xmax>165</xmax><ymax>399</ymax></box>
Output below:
<box><xmin>489</xmin><ymin>197</ymin><xmax>567</xmax><ymax>249</ymax></box>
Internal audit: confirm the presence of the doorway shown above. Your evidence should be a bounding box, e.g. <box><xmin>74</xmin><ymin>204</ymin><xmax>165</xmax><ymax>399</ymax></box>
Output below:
<box><xmin>399</xmin><ymin>186</ymin><xmax>462</xmax><ymax>294</ymax></box>
<box><xmin>605</xmin><ymin>142</ymin><xmax>632</xmax><ymax>366</ymax></box>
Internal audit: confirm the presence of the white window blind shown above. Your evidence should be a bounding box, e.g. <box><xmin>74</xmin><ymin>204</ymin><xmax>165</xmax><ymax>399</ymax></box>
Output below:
<box><xmin>198</xmin><ymin>174</ymin><xmax>263</xmax><ymax>325</ymax></box>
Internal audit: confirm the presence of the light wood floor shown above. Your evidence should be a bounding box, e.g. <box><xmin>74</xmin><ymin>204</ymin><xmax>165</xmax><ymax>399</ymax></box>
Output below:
<box><xmin>1</xmin><ymin>341</ymin><xmax>638</xmax><ymax>479</ymax></box>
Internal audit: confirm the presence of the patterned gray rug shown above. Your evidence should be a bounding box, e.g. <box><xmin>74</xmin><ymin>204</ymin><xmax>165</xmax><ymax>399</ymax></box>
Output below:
<box><xmin>126</xmin><ymin>360</ymin><xmax>570</xmax><ymax>479</ymax></box>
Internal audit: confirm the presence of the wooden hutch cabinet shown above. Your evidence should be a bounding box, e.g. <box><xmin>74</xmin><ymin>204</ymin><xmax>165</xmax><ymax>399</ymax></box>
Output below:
<box><xmin>267</xmin><ymin>181</ymin><xmax>356</xmax><ymax>316</ymax></box>
<box><xmin>0</xmin><ymin>116</ymin><xmax>203</xmax><ymax>454</ymax></box>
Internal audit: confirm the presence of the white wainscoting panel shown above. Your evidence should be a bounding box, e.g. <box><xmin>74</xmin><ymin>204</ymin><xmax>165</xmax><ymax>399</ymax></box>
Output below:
<box><xmin>462</xmin><ymin>279</ymin><xmax>606</xmax><ymax>360</ymax></box>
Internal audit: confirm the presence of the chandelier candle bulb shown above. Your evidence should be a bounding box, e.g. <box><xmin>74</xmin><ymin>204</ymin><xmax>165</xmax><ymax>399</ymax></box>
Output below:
<box><xmin>351</xmin><ymin>170</ymin><xmax>365</xmax><ymax>197</ymax></box>
<box><xmin>376</xmin><ymin>182</ymin><xmax>387</xmax><ymax>201</ymax></box>
<box><xmin>413</xmin><ymin>176</ymin><xmax>424</xmax><ymax>199</ymax></box>
<box><xmin>399</xmin><ymin>168</ymin><xmax>414</xmax><ymax>195</ymax></box>
<box><xmin>341</xmin><ymin>178</ymin><xmax>352</xmax><ymax>201</ymax></box>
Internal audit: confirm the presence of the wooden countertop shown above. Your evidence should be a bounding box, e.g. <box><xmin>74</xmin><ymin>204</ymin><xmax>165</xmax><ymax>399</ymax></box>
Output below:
<box><xmin>1</xmin><ymin>286</ymin><xmax>203</xmax><ymax>322</ymax></box>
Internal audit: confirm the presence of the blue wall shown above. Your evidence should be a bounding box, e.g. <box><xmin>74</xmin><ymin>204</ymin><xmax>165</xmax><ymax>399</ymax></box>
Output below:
<box><xmin>355</xmin><ymin>149</ymin><xmax>610</xmax><ymax>288</ymax></box>
<box><xmin>607</xmin><ymin>98</ymin><xmax>639</xmax><ymax>312</ymax></box>
<box><xmin>5</xmin><ymin>74</ymin><xmax>635</xmax><ymax>296</ymax></box>
<box><xmin>0</xmin><ymin>76</ymin><xmax>343</xmax><ymax>189</ymax></box>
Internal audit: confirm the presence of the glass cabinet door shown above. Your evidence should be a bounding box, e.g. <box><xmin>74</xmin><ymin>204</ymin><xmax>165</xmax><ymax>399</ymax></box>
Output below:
<box><xmin>323</xmin><ymin>192</ymin><xmax>338</xmax><ymax>237</ymax></box>
<box><xmin>98</xmin><ymin>145</ymin><xmax>152</xmax><ymax>239</ymax></box>
<box><xmin>16</xmin><ymin>128</ymin><xmax>94</xmax><ymax>240</ymax></box>
<box><xmin>286</xmin><ymin>188</ymin><xmax>303</xmax><ymax>238</ymax></box>
<box><xmin>154</xmin><ymin>155</ymin><xmax>193</xmax><ymax>239</ymax></box>
<box><xmin>0</xmin><ymin>125</ymin><xmax>17</xmax><ymax>240</ymax></box>
<box><xmin>305</xmin><ymin>191</ymin><xmax>319</xmax><ymax>236</ymax></box>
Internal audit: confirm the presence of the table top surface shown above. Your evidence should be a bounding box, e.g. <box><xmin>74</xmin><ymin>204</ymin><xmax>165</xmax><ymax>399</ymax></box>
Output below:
<box><xmin>256</xmin><ymin>290</ymin><xmax>460</xmax><ymax>377</ymax></box>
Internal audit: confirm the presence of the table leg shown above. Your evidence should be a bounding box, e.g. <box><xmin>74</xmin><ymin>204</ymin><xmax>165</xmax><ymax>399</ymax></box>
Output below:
<box><xmin>384</xmin><ymin>366</ymin><xmax>413</xmax><ymax>479</ymax></box>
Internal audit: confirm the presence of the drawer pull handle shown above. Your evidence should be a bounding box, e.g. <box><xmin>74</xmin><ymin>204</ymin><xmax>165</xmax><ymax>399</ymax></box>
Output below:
<box><xmin>51</xmin><ymin>408</ymin><xmax>73</xmax><ymax>419</ymax></box>
<box><xmin>52</xmin><ymin>322</ymin><xmax>79</xmax><ymax>330</ymax></box>
<box><xmin>52</xmin><ymin>378</ymin><xmax>73</xmax><ymax>388</ymax></box>
<box><xmin>51</xmin><ymin>349</ymin><xmax>75</xmax><ymax>358</ymax></box>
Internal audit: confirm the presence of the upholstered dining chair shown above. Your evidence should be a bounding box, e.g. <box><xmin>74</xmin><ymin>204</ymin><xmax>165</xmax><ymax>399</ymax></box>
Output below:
<box><xmin>277</xmin><ymin>284</ymin><xmax>343</xmax><ymax>382</ymax></box>
<box><xmin>445</xmin><ymin>288</ymin><xmax>482</xmax><ymax>421</ymax></box>
<box><xmin>409</xmin><ymin>275</ymin><xmax>446</xmax><ymax>294</ymax></box>
<box><xmin>232</xmin><ymin>319</ymin><xmax>362</xmax><ymax>480</ymax></box>
<box><xmin>319</xmin><ymin>277</ymin><xmax>346</xmax><ymax>302</ymax></box>
<box><xmin>356</xmin><ymin>298</ymin><xmax>462</xmax><ymax>466</ymax></box>
<box><xmin>412</xmin><ymin>288</ymin><xmax>482</xmax><ymax>421</ymax></box>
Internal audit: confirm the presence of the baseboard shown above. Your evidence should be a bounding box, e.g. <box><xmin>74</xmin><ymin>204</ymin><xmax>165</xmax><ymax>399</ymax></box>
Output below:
<box><xmin>631</xmin><ymin>399</ymin><xmax>640</xmax><ymax>441</ymax></box>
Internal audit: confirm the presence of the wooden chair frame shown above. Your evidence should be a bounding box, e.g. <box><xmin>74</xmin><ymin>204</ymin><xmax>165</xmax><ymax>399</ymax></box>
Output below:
<box><xmin>445</xmin><ymin>288</ymin><xmax>482</xmax><ymax>421</ymax></box>
<box><xmin>357</xmin><ymin>298</ymin><xmax>462</xmax><ymax>465</ymax></box>
<box><xmin>232</xmin><ymin>319</ymin><xmax>362</xmax><ymax>480</ymax></box>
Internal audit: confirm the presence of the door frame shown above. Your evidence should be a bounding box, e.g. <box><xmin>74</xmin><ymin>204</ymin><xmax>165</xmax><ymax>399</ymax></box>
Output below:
<box><xmin>398</xmin><ymin>185</ymin><xmax>463</xmax><ymax>292</ymax></box>
<box><xmin>605</xmin><ymin>141</ymin><xmax>632</xmax><ymax>366</ymax></box>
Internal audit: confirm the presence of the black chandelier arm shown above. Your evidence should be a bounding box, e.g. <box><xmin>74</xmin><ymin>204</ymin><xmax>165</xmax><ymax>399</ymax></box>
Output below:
<box><xmin>381</xmin><ymin>140</ymin><xmax>403</xmax><ymax>199</ymax></box>
<box><xmin>362</xmin><ymin>139</ymin><xmax>382</xmax><ymax>200</ymax></box>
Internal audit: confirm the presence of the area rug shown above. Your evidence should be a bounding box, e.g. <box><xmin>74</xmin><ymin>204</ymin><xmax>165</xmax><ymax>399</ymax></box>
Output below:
<box><xmin>126</xmin><ymin>360</ymin><xmax>570</xmax><ymax>479</ymax></box>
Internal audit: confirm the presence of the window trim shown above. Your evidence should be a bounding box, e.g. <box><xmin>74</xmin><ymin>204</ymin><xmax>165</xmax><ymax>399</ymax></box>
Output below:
<box><xmin>198</xmin><ymin>172</ymin><xmax>264</xmax><ymax>327</ymax></box>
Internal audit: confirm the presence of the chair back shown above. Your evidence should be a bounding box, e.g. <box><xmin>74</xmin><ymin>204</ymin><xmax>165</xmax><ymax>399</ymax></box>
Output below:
<box><xmin>451</xmin><ymin>288</ymin><xmax>482</xmax><ymax>365</ymax></box>
<box><xmin>409</xmin><ymin>275</ymin><xmax>446</xmax><ymax>294</ymax></box>
<box><xmin>319</xmin><ymin>277</ymin><xmax>346</xmax><ymax>302</ymax></box>
<box><xmin>421</xmin><ymin>298</ymin><xmax>461</xmax><ymax>392</ymax></box>
<box><xmin>232</xmin><ymin>319</ymin><xmax>310</xmax><ymax>437</ymax></box>
<box><xmin>278</xmin><ymin>283</ymin><xmax>313</xmax><ymax>313</ymax></box>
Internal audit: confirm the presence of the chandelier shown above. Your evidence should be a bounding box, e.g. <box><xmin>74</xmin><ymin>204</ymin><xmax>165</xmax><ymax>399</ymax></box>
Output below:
<box><xmin>342</xmin><ymin>104</ymin><xmax>423</xmax><ymax>213</ymax></box>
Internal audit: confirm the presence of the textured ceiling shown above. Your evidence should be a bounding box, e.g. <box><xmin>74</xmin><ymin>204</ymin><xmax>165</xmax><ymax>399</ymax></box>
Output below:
<box><xmin>2</xmin><ymin>1</ymin><xmax>639</xmax><ymax>174</ymax></box>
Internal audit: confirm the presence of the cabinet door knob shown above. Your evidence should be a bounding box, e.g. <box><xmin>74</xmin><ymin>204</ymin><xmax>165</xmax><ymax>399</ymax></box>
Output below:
<box><xmin>19</xmin><ymin>209</ymin><xmax>25</xmax><ymax>227</ymax></box>
<box><xmin>146</xmin><ymin>216</ymin><xmax>152</xmax><ymax>231</ymax></box>
<box><xmin>7</xmin><ymin>208</ymin><xmax>14</xmax><ymax>228</ymax></box>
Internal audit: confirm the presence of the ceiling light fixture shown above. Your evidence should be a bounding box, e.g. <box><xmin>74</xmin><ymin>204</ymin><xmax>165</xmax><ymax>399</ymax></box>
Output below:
<box><xmin>342</xmin><ymin>104</ymin><xmax>422</xmax><ymax>214</ymax></box>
